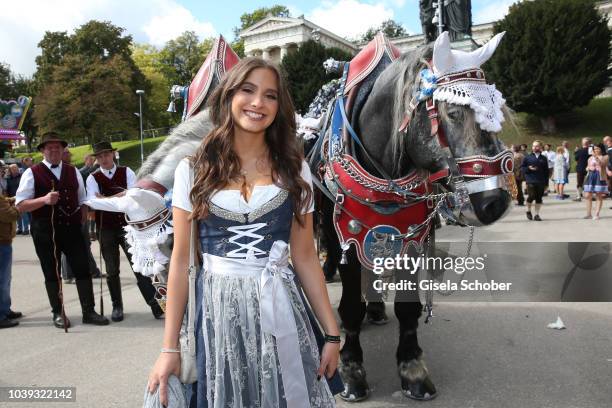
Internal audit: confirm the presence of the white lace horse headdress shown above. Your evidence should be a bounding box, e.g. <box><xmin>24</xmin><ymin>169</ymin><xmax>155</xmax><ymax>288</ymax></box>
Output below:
<box><xmin>417</xmin><ymin>31</ymin><xmax>507</xmax><ymax>133</ymax></box>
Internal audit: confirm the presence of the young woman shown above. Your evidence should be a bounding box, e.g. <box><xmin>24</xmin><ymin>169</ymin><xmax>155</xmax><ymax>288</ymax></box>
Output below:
<box><xmin>147</xmin><ymin>58</ymin><xmax>340</xmax><ymax>407</ymax></box>
<box><xmin>583</xmin><ymin>145</ymin><xmax>609</xmax><ymax>220</ymax></box>
<box><xmin>552</xmin><ymin>146</ymin><xmax>567</xmax><ymax>199</ymax></box>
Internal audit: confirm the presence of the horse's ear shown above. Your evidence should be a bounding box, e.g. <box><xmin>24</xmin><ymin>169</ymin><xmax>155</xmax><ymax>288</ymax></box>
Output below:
<box><xmin>432</xmin><ymin>32</ymin><xmax>452</xmax><ymax>76</ymax></box>
<box><xmin>471</xmin><ymin>32</ymin><xmax>505</xmax><ymax>67</ymax></box>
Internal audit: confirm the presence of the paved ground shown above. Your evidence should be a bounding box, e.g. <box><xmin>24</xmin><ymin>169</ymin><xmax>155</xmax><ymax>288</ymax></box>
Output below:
<box><xmin>2</xmin><ymin>173</ymin><xmax>611</xmax><ymax>407</ymax></box>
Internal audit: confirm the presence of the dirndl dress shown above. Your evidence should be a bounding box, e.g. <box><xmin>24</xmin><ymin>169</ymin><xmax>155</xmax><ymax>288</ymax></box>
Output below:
<box><xmin>583</xmin><ymin>170</ymin><xmax>608</xmax><ymax>194</ymax></box>
<box><xmin>187</xmin><ymin>189</ymin><xmax>337</xmax><ymax>408</ymax></box>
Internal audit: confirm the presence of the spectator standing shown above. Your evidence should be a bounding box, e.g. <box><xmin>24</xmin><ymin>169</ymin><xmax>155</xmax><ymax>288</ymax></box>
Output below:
<box><xmin>603</xmin><ymin>136</ymin><xmax>612</xmax><ymax>199</ymax></box>
<box><xmin>0</xmin><ymin>191</ymin><xmax>23</xmax><ymax>328</ymax></box>
<box><xmin>583</xmin><ymin>145</ymin><xmax>609</xmax><ymax>220</ymax></box>
<box><xmin>6</xmin><ymin>164</ymin><xmax>29</xmax><ymax>235</ymax></box>
<box><xmin>512</xmin><ymin>144</ymin><xmax>525</xmax><ymax>205</ymax></box>
<box><xmin>574</xmin><ymin>138</ymin><xmax>592</xmax><ymax>201</ymax></box>
<box><xmin>542</xmin><ymin>144</ymin><xmax>555</xmax><ymax>195</ymax></box>
<box><xmin>552</xmin><ymin>146</ymin><xmax>567</xmax><ymax>199</ymax></box>
<box><xmin>521</xmin><ymin>140</ymin><xmax>549</xmax><ymax>221</ymax></box>
<box><xmin>79</xmin><ymin>154</ymin><xmax>99</xmax><ymax>241</ymax></box>
<box><xmin>15</xmin><ymin>133</ymin><xmax>109</xmax><ymax>328</ymax></box>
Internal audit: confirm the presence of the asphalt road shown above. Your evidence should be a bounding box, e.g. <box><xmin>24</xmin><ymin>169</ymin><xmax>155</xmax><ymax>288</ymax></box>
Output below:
<box><xmin>2</xmin><ymin>173</ymin><xmax>611</xmax><ymax>407</ymax></box>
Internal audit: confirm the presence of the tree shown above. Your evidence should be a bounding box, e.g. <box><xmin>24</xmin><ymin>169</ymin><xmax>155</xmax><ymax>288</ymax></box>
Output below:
<box><xmin>34</xmin><ymin>55</ymin><xmax>138</xmax><ymax>144</ymax></box>
<box><xmin>486</xmin><ymin>0</ymin><xmax>611</xmax><ymax>133</ymax></box>
<box><xmin>282</xmin><ymin>40</ymin><xmax>353</xmax><ymax>113</ymax></box>
<box><xmin>159</xmin><ymin>31</ymin><xmax>213</xmax><ymax>87</ymax></box>
<box><xmin>361</xmin><ymin>19</ymin><xmax>407</xmax><ymax>42</ymax></box>
<box><xmin>0</xmin><ymin>62</ymin><xmax>13</xmax><ymax>97</ymax></box>
<box><xmin>232</xmin><ymin>5</ymin><xmax>291</xmax><ymax>58</ymax></box>
<box><xmin>32</xmin><ymin>20</ymin><xmax>148</xmax><ymax>144</ymax></box>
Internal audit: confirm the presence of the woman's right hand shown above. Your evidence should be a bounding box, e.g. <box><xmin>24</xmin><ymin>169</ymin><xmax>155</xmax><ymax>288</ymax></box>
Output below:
<box><xmin>147</xmin><ymin>352</ymin><xmax>181</xmax><ymax>406</ymax></box>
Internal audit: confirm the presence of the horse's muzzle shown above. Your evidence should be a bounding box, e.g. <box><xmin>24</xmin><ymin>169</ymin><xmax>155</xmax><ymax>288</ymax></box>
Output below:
<box><xmin>464</xmin><ymin>188</ymin><xmax>512</xmax><ymax>226</ymax></box>
<box><xmin>447</xmin><ymin>174</ymin><xmax>514</xmax><ymax>226</ymax></box>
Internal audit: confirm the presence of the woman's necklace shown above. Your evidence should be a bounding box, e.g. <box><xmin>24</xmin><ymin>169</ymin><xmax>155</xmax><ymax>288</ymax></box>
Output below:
<box><xmin>239</xmin><ymin>155</ymin><xmax>270</xmax><ymax>201</ymax></box>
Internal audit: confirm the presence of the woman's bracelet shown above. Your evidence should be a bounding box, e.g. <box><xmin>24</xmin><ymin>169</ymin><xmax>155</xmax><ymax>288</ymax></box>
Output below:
<box><xmin>324</xmin><ymin>333</ymin><xmax>341</xmax><ymax>344</ymax></box>
<box><xmin>161</xmin><ymin>347</ymin><xmax>181</xmax><ymax>353</ymax></box>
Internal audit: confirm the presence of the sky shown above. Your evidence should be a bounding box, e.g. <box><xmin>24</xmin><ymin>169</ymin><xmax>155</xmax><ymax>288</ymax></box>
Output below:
<box><xmin>0</xmin><ymin>0</ymin><xmax>518</xmax><ymax>78</ymax></box>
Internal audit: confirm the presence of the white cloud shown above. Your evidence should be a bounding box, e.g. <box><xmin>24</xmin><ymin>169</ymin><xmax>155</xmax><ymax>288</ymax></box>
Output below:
<box><xmin>0</xmin><ymin>0</ymin><xmax>216</xmax><ymax>77</ymax></box>
<box><xmin>142</xmin><ymin>4</ymin><xmax>216</xmax><ymax>46</ymax></box>
<box><xmin>307</xmin><ymin>0</ymin><xmax>395</xmax><ymax>40</ymax></box>
<box><xmin>473</xmin><ymin>0</ymin><xmax>520</xmax><ymax>24</ymax></box>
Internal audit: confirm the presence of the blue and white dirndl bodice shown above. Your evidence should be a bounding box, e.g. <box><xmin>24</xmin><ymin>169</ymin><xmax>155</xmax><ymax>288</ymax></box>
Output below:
<box><xmin>187</xmin><ymin>190</ymin><xmax>338</xmax><ymax>408</ymax></box>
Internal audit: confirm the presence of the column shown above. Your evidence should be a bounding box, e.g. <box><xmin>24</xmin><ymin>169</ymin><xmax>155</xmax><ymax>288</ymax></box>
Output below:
<box><xmin>280</xmin><ymin>45</ymin><xmax>288</xmax><ymax>61</ymax></box>
<box><xmin>262</xmin><ymin>49</ymin><xmax>270</xmax><ymax>60</ymax></box>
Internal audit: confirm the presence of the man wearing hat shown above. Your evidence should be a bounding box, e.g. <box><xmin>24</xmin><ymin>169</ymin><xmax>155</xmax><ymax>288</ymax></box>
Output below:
<box><xmin>86</xmin><ymin>141</ymin><xmax>163</xmax><ymax>321</ymax></box>
<box><xmin>15</xmin><ymin>132</ymin><xmax>109</xmax><ymax>328</ymax></box>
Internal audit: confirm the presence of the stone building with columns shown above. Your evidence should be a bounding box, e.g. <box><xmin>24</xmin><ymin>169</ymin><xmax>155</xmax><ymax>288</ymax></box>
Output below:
<box><xmin>241</xmin><ymin>16</ymin><xmax>358</xmax><ymax>64</ymax></box>
<box><xmin>242</xmin><ymin>1</ymin><xmax>612</xmax><ymax>60</ymax></box>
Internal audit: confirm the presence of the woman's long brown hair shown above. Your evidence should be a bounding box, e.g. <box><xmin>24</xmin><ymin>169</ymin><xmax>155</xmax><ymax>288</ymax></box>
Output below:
<box><xmin>189</xmin><ymin>57</ymin><xmax>311</xmax><ymax>225</ymax></box>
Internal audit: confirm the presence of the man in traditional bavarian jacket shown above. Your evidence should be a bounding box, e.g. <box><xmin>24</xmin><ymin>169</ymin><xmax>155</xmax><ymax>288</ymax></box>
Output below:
<box><xmin>86</xmin><ymin>141</ymin><xmax>163</xmax><ymax>322</ymax></box>
<box><xmin>15</xmin><ymin>133</ymin><xmax>109</xmax><ymax>328</ymax></box>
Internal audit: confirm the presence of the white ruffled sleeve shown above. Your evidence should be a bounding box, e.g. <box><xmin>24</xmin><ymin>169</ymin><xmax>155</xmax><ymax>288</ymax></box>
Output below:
<box><xmin>300</xmin><ymin>161</ymin><xmax>315</xmax><ymax>214</ymax></box>
<box><xmin>172</xmin><ymin>159</ymin><xmax>192</xmax><ymax>212</ymax></box>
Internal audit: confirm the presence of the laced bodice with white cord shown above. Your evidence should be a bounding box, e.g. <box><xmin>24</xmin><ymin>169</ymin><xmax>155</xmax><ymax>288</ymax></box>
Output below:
<box><xmin>197</xmin><ymin>188</ymin><xmax>293</xmax><ymax>259</ymax></box>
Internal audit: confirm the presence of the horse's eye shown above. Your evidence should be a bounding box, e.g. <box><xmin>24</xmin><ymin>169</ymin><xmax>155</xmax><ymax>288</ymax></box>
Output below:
<box><xmin>447</xmin><ymin>108</ymin><xmax>462</xmax><ymax>121</ymax></box>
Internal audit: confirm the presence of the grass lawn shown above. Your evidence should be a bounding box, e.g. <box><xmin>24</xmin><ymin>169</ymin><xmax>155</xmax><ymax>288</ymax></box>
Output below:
<box><xmin>14</xmin><ymin>136</ymin><xmax>167</xmax><ymax>172</ymax></box>
<box><xmin>498</xmin><ymin>97</ymin><xmax>612</xmax><ymax>151</ymax></box>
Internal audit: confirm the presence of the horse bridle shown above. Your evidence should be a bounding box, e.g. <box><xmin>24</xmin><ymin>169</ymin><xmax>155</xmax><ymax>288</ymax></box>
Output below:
<box><xmin>397</xmin><ymin>60</ymin><xmax>516</xmax><ymax>227</ymax></box>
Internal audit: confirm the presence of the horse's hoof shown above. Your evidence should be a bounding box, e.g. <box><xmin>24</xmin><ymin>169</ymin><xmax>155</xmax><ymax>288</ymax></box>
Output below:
<box><xmin>339</xmin><ymin>361</ymin><xmax>370</xmax><ymax>402</ymax></box>
<box><xmin>398</xmin><ymin>358</ymin><xmax>438</xmax><ymax>401</ymax></box>
<box><xmin>366</xmin><ymin>309</ymin><xmax>389</xmax><ymax>325</ymax></box>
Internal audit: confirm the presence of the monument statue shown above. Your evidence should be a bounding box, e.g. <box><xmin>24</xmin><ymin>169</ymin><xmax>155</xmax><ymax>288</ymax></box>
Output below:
<box><xmin>419</xmin><ymin>0</ymin><xmax>472</xmax><ymax>43</ymax></box>
<box><xmin>419</xmin><ymin>0</ymin><xmax>437</xmax><ymax>43</ymax></box>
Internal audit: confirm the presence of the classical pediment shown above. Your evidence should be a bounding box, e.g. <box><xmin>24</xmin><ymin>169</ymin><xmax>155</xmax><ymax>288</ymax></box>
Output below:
<box><xmin>241</xmin><ymin>17</ymin><xmax>303</xmax><ymax>36</ymax></box>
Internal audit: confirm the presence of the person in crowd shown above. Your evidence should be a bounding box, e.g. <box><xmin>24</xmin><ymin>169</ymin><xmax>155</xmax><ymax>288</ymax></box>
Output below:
<box><xmin>521</xmin><ymin>140</ymin><xmax>549</xmax><ymax>221</ymax></box>
<box><xmin>21</xmin><ymin>157</ymin><xmax>33</xmax><ymax>172</ymax></box>
<box><xmin>86</xmin><ymin>141</ymin><xmax>164</xmax><ymax>321</ymax></box>
<box><xmin>583</xmin><ymin>145</ymin><xmax>610</xmax><ymax>220</ymax></box>
<box><xmin>80</xmin><ymin>154</ymin><xmax>99</xmax><ymax>241</ymax></box>
<box><xmin>0</xmin><ymin>183</ymin><xmax>23</xmax><ymax>328</ymax></box>
<box><xmin>60</xmin><ymin>147</ymin><xmax>102</xmax><ymax>284</ymax></box>
<box><xmin>574</xmin><ymin>137</ymin><xmax>592</xmax><ymax>201</ymax></box>
<box><xmin>512</xmin><ymin>144</ymin><xmax>525</xmax><ymax>206</ymax></box>
<box><xmin>603</xmin><ymin>136</ymin><xmax>612</xmax><ymax>199</ymax></box>
<box><xmin>542</xmin><ymin>143</ymin><xmax>555</xmax><ymax>195</ymax></box>
<box><xmin>552</xmin><ymin>146</ymin><xmax>568</xmax><ymax>199</ymax></box>
<box><xmin>15</xmin><ymin>133</ymin><xmax>109</xmax><ymax>328</ymax></box>
<box><xmin>6</xmin><ymin>164</ymin><xmax>29</xmax><ymax>234</ymax></box>
<box><xmin>561</xmin><ymin>141</ymin><xmax>570</xmax><ymax>198</ymax></box>
<box><xmin>147</xmin><ymin>57</ymin><xmax>340</xmax><ymax>407</ymax></box>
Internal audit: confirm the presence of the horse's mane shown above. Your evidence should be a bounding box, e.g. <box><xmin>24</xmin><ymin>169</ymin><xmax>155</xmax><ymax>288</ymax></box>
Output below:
<box><xmin>389</xmin><ymin>44</ymin><xmax>433</xmax><ymax>175</ymax></box>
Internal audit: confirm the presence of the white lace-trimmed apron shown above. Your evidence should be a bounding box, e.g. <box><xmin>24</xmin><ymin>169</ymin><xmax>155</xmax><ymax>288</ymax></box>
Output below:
<box><xmin>200</xmin><ymin>240</ymin><xmax>333</xmax><ymax>408</ymax></box>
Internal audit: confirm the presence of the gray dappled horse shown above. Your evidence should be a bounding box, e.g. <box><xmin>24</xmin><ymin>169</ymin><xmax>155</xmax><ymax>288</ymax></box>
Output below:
<box><xmin>311</xmin><ymin>31</ymin><xmax>513</xmax><ymax>401</ymax></box>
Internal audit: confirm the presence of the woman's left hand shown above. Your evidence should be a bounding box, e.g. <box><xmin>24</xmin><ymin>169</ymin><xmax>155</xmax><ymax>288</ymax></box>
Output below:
<box><xmin>318</xmin><ymin>341</ymin><xmax>340</xmax><ymax>380</ymax></box>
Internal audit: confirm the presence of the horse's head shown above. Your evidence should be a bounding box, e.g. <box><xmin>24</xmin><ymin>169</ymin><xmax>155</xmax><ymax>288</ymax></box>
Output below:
<box><xmin>396</xmin><ymin>32</ymin><xmax>514</xmax><ymax>226</ymax></box>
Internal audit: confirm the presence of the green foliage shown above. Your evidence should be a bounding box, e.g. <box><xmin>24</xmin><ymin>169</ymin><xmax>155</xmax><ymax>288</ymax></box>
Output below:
<box><xmin>0</xmin><ymin>62</ymin><xmax>12</xmax><ymax>97</ymax></box>
<box><xmin>132</xmin><ymin>43</ymin><xmax>175</xmax><ymax>128</ymax></box>
<box><xmin>487</xmin><ymin>0</ymin><xmax>611</xmax><ymax>121</ymax></box>
<box><xmin>32</xmin><ymin>20</ymin><xmax>148</xmax><ymax>146</ymax></box>
<box><xmin>281</xmin><ymin>40</ymin><xmax>353</xmax><ymax>113</ymax></box>
<box><xmin>158</xmin><ymin>31</ymin><xmax>213</xmax><ymax>86</ymax></box>
<box><xmin>361</xmin><ymin>19</ymin><xmax>407</xmax><ymax>42</ymax></box>
<box><xmin>34</xmin><ymin>54</ymin><xmax>139</xmax><ymax>144</ymax></box>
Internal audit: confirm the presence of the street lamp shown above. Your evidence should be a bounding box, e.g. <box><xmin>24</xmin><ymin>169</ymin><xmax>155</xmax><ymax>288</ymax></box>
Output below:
<box><xmin>136</xmin><ymin>89</ymin><xmax>145</xmax><ymax>165</ymax></box>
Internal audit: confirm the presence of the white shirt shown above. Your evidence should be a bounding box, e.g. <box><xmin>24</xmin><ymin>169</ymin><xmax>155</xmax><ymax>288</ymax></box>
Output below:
<box><xmin>15</xmin><ymin>159</ymin><xmax>86</xmax><ymax>205</ymax></box>
<box><xmin>85</xmin><ymin>164</ymin><xmax>136</xmax><ymax>201</ymax></box>
<box><xmin>172</xmin><ymin>159</ymin><xmax>315</xmax><ymax>215</ymax></box>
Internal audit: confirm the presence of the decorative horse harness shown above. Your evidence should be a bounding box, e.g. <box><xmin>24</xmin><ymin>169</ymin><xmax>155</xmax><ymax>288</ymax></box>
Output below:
<box><xmin>312</xmin><ymin>34</ymin><xmax>517</xmax><ymax>318</ymax></box>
